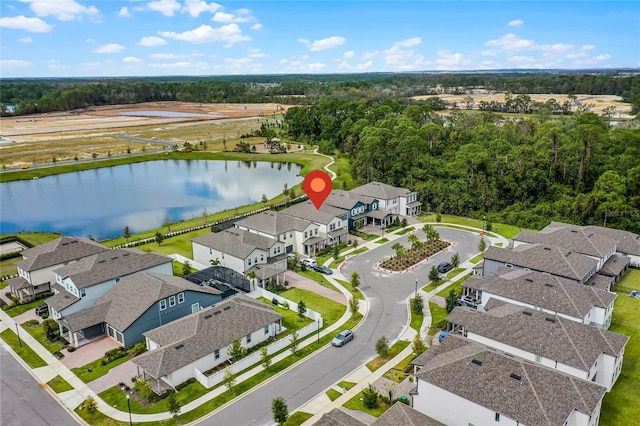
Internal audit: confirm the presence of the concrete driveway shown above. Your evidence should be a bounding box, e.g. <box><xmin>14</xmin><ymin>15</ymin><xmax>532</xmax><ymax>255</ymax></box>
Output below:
<box><xmin>286</xmin><ymin>271</ymin><xmax>346</xmax><ymax>305</ymax></box>
<box><xmin>60</xmin><ymin>336</ymin><xmax>120</xmax><ymax>369</ymax></box>
<box><xmin>87</xmin><ymin>360</ymin><xmax>139</xmax><ymax>393</ymax></box>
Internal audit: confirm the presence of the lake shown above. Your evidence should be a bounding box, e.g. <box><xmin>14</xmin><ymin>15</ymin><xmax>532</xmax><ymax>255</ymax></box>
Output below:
<box><xmin>0</xmin><ymin>160</ymin><xmax>302</xmax><ymax>240</ymax></box>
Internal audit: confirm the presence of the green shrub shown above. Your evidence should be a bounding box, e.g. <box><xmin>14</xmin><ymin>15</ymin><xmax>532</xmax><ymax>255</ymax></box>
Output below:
<box><xmin>24</xmin><ymin>319</ymin><xmax>40</xmax><ymax>327</ymax></box>
<box><xmin>134</xmin><ymin>380</ymin><xmax>157</xmax><ymax>403</ymax></box>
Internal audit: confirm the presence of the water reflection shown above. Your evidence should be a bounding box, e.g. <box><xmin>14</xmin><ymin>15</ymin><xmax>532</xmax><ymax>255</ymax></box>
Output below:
<box><xmin>0</xmin><ymin>160</ymin><xmax>302</xmax><ymax>240</ymax></box>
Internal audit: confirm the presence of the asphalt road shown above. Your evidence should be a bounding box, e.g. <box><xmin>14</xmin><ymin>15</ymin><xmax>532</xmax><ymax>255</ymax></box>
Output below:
<box><xmin>0</xmin><ymin>346</ymin><xmax>78</xmax><ymax>426</ymax></box>
<box><xmin>199</xmin><ymin>227</ymin><xmax>480</xmax><ymax>426</ymax></box>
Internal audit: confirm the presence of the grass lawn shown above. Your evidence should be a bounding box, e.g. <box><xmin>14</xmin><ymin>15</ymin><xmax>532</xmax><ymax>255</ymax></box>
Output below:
<box><xmin>4</xmin><ymin>297</ymin><xmax>51</xmax><ymax>317</ymax></box>
<box><xmin>258</xmin><ymin>298</ymin><xmax>312</xmax><ymax>331</ymax></box>
<box><xmin>468</xmin><ymin>253</ymin><xmax>485</xmax><ymax>264</ymax></box>
<box><xmin>383</xmin><ymin>352</ymin><xmax>416</xmax><ymax>383</ymax></box>
<box><xmin>298</xmin><ymin>269</ymin><xmax>340</xmax><ymax>293</ymax></box>
<box><xmin>47</xmin><ymin>375</ymin><xmax>73</xmax><ymax>393</ymax></box>
<box><xmin>329</xmin><ymin>152</ymin><xmax>357</xmax><ymax>191</ymax></box>
<box><xmin>395</xmin><ymin>227</ymin><xmax>415</xmax><ymax>235</ymax></box>
<box><xmin>418</xmin><ymin>213</ymin><xmax>525</xmax><ymax>238</ymax></box>
<box><xmin>601</xmin><ymin>269</ymin><xmax>640</xmax><ymax>424</ymax></box>
<box><xmin>409</xmin><ymin>301</ymin><xmax>424</xmax><ymax>332</ymax></box>
<box><xmin>446</xmin><ymin>267</ymin><xmax>465</xmax><ymax>280</ymax></box>
<box><xmin>279</xmin><ymin>288</ymin><xmax>345</xmax><ymax>325</ymax></box>
<box><xmin>0</xmin><ymin>329</ymin><xmax>47</xmax><ymax>368</ymax></box>
<box><xmin>326</xmin><ymin>388</ymin><xmax>342</xmax><ymax>401</ymax></box>
<box><xmin>376</xmin><ymin>238</ymin><xmax>389</xmax><ymax>244</ymax></box>
<box><xmin>366</xmin><ymin>340</ymin><xmax>410</xmax><ymax>372</ymax></box>
<box><xmin>351</xmin><ymin>247</ymin><xmax>369</xmax><ymax>256</ymax></box>
<box><xmin>0</xmin><ymin>256</ymin><xmax>23</xmax><ymax>278</ymax></box>
<box><xmin>437</xmin><ymin>275</ymin><xmax>469</xmax><ymax>298</ymax></box>
<box><xmin>336</xmin><ymin>279</ymin><xmax>364</xmax><ymax>300</ymax></box>
<box><xmin>283</xmin><ymin>412</ymin><xmax>314</xmax><ymax>426</ymax></box>
<box><xmin>71</xmin><ymin>356</ymin><xmax>132</xmax><ymax>383</ymax></box>
<box><xmin>343</xmin><ymin>389</ymin><xmax>390</xmax><ymax>418</ymax></box>
<box><xmin>422</xmin><ymin>280</ymin><xmax>444</xmax><ymax>293</ymax></box>
<box><xmin>22</xmin><ymin>321</ymin><xmax>64</xmax><ymax>354</ymax></box>
<box><xmin>429</xmin><ymin>302</ymin><xmax>448</xmax><ymax>326</ymax></box>
<box><xmin>338</xmin><ymin>381</ymin><xmax>356</xmax><ymax>390</ymax></box>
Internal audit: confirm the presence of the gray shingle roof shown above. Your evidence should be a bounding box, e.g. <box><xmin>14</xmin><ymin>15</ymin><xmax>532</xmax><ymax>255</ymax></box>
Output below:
<box><xmin>349</xmin><ymin>181</ymin><xmax>411</xmax><ymax>200</ymax></box>
<box><xmin>484</xmin><ymin>244</ymin><xmax>597</xmax><ymax>282</ymax></box>
<box><xmin>598</xmin><ymin>254</ymin><xmax>630</xmax><ymax>276</ymax></box>
<box><xmin>16</xmin><ymin>236</ymin><xmax>108</xmax><ymax>272</ymax></box>
<box><xmin>325</xmin><ymin>189</ymin><xmax>377</xmax><ymax>210</ymax></box>
<box><xmin>62</xmin><ymin>301</ymin><xmax>111</xmax><ymax>331</ymax></box>
<box><xmin>514</xmin><ymin>228</ymin><xmax>616</xmax><ymax>259</ymax></box>
<box><xmin>134</xmin><ymin>294</ymin><xmax>283</xmax><ymax>378</ymax></box>
<box><xmin>463</xmin><ymin>270</ymin><xmax>616</xmax><ymax>318</ymax></box>
<box><xmin>192</xmin><ymin>228</ymin><xmax>277</xmax><ymax>259</ymax></box>
<box><xmin>374</xmin><ymin>402</ymin><xmax>444</xmax><ymax>426</ymax></box>
<box><xmin>235</xmin><ymin>211</ymin><xmax>311</xmax><ymax>236</ymax></box>
<box><xmin>315</xmin><ymin>409</ymin><xmax>367</xmax><ymax>426</ymax></box>
<box><xmin>415</xmin><ymin>335</ymin><xmax>607</xmax><ymax>426</ymax></box>
<box><xmin>53</xmin><ymin>249</ymin><xmax>171</xmax><ymax>289</ymax></box>
<box><xmin>46</xmin><ymin>287</ymin><xmax>80</xmax><ymax>312</ymax></box>
<box><xmin>585</xmin><ymin>274</ymin><xmax>614</xmax><ymax>291</ymax></box>
<box><xmin>7</xmin><ymin>276</ymin><xmax>30</xmax><ymax>290</ymax></box>
<box><xmin>279</xmin><ymin>200</ymin><xmax>346</xmax><ymax>224</ymax></box>
<box><xmin>545</xmin><ymin>221</ymin><xmax>640</xmax><ymax>256</ymax></box>
<box><xmin>448</xmin><ymin>303</ymin><xmax>628</xmax><ymax>371</ymax></box>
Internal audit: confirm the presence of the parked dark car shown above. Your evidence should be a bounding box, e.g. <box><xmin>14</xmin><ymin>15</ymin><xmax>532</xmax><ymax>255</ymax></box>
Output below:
<box><xmin>35</xmin><ymin>304</ymin><xmax>48</xmax><ymax>316</ymax></box>
<box><xmin>437</xmin><ymin>262</ymin><xmax>453</xmax><ymax>273</ymax></box>
<box><xmin>313</xmin><ymin>265</ymin><xmax>333</xmax><ymax>275</ymax></box>
<box><xmin>331</xmin><ymin>329</ymin><xmax>353</xmax><ymax>347</ymax></box>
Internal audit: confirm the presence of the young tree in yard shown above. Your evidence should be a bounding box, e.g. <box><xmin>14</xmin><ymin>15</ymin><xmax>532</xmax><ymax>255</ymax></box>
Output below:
<box><xmin>261</xmin><ymin>346</ymin><xmax>271</xmax><ymax>370</ymax></box>
<box><xmin>155</xmin><ymin>231</ymin><xmax>163</xmax><ymax>246</ymax></box>
<box><xmin>446</xmin><ymin>289</ymin><xmax>459</xmax><ymax>313</ymax></box>
<box><xmin>123</xmin><ymin>226</ymin><xmax>130</xmax><ymax>243</ymax></box>
<box><xmin>391</xmin><ymin>242</ymin><xmax>407</xmax><ymax>258</ymax></box>
<box><xmin>411</xmin><ymin>293</ymin><xmax>424</xmax><ymax>314</ymax></box>
<box><xmin>350</xmin><ymin>272</ymin><xmax>360</xmax><ymax>289</ymax></box>
<box><xmin>246</xmin><ymin>270</ymin><xmax>257</xmax><ymax>290</ymax></box>
<box><xmin>297</xmin><ymin>300</ymin><xmax>307</xmax><ymax>319</ymax></box>
<box><xmin>478</xmin><ymin>238</ymin><xmax>487</xmax><ymax>252</ymax></box>
<box><xmin>182</xmin><ymin>260</ymin><xmax>192</xmax><ymax>276</ymax></box>
<box><xmin>451</xmin><ymin>252</ymin><xmax>460</xmax><ymax>268</ymax></box>
<box><xmin>429</xmin><ymin>266</ymin><xmax>440</xmax><ymax>284</ymax></box>
<box><xmin>362</xmin><ymin>385</ymin><xmax>378</xmax><ymax>409</ymax></box>
<box><xmin>412</xmin><ymin>333</ymin><xmax>426</xmax><ymax>354</ymax></box>
<box><xmin>227</xmin><ymin>339</ymin><xmax>246</xmax><ymax>362</ymax></box>
<box><xmin>375</xmin><ymin>335</ymin><xmax>390</xmax><ymax>358</ymax></box>
<box><xmin>43</xmin><ymin>319</ymin><xmax>57</xmax><ymax>340</ymax></box>
<box><xmin>83</xmin><ymin>397</ymin><xmax>98</xmax><ymax>419</ymax></box>
<box><xmin>333</xmin><ymin>244</ymin><xmax>341</xmax><ymax>260</ymax></box>
<box><xmin>408</xmin><ymin>233</ymin><xmax>424</xmax><ymax>251</ymax></box>
<box><xmin>210</xmin><ymin>258</ymin><xmax>221</xmax><ymax>266</ymax></box>
<box><xmin>167</xmin><ymin>392</ymin><xmax>181</xmax><ymax>418</ymax></box>
<box><xmin>262</xmin><ymin>193</ymin><xmax>268</xmax><ymax>205</ymax></box>
<box><xmin>272</xmin><ymin>396</ymin><xmax>289</xmax><ymax>425</ymax></box>
<box><xmin>349</xmin><ymin>296</ymin><xmax>360</xmax><ymax>317</ymax></box>
<box><xmin>224</xmin><ymin>367</ymin><xmax>236</xmax><ymax>391</ymax></box>
<box><xmin>290</xmin><ymin>331</ymin><xmax>300</xmax><ymax>355</ymax></box>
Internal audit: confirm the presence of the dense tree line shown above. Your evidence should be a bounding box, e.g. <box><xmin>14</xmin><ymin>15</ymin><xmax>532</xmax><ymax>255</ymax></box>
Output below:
<box><xmin>284</xmin><ymin>99</ymin><xmax>640</xmax><ymax>233</ymax></box>
<box><xmin>2</xmin><ymin>72</ymin><xmax>639</xmax><ymax>116</ymax></box>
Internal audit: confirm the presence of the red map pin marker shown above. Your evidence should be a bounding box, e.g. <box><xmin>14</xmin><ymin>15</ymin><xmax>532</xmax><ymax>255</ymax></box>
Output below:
<box><xmin>303</xmin><ymin>170</ymin><xmax>332</xmax><ymax>209</ymax></box>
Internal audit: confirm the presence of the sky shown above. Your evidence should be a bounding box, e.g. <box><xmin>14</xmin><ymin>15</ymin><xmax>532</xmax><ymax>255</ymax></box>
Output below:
<box><xmin>1</xmin><ymin>1</ymin><xmax>638</xmax><ymax>78</ymax></box>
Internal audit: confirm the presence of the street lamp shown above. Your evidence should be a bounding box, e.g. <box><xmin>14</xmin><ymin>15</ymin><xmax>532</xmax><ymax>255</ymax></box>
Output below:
<box><xmin>317</xmin><ymin>319</ymin><xmax>320</xmax><ymax>343</ymax></box>
<box><xmin>415</xmin><ymin>279</ymin><xmax>418</xmax><ymax>298</ymax></box>
<box><xmin>126</xmin><ymin>394</ymin><xmax>132</xmax><ymax>426</ymax></box>
<box><xmin>482</xmin><ymin>215</ymin><xmax>486</xmax><ymax>232</ymax></box>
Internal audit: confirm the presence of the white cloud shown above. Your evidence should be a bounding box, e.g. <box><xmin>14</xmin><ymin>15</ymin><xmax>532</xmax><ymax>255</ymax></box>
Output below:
<box><xmin>119</xmin><ymin>7</ymin><xmax>130</xmax><ymax>17</ymax></box>
<box><xmin>304</xmin><ymin>62</ymin><xmax>326</xmax><ymax>72</ymax></box>
<box><xmin>48</xmin><ymin>60</ymin><xmax>66</xmax><ymax>70</ymax></box>
<box><xmin>594</xmin><ymin>54</ymin><xmax>611</xmax><ymax>60</ymax></box>
<box><xmin>508</xmin><ymin>19</ymin><xmax>524</xmax><ymax>26</ymax></box>
<box><xmin>183</xmin><ymin>0</ymin><xmax>222</xmax><ymax>17</ymax></box>
<box><xmin>395</xmin><ymin>37</ymin><xmax>421</xmax><ymax>48</ymax></box>
<box><xmin>251</xmin><ymin>23</ymin><xmax>262</xmax><ymax>30</ymax></box>
<box><xmin>150</xmin><ymin>53</ymin><xmax>185</xmax><ymax>59</ymax></box>
<box><xmin>123</xmin><ymin>56</ymin><xmax>143</xmax><ymax>63</ymax></box>
<box><xmin>138</xmin><ymin>36</ymin><xmax>167</xmax><ymax>47</ymax></box>
<box><xmin>147</xmin><ymin>0</ymin><xmax>181</xmax><ymax>16</ymax></box>
<box><xmin>212</xmin><ymin>11</ymin><xmax>251</xmax><ymax>23</ymax></box>
<box><xmin>1</xmin><ymin>59</ymin><xmax>32</xmax><ymax>67</ymax></box>
<box><xmin>383</xmin><ymin>38</ymin><xmax>429</xmax><ymax>70</ymax></box>
<box><xmin>93</xmin><ymin>43</ymin><xmax>125</xmax><ymax>53</ymax></box>
<box><xmin>149</xmin><ymin>61</ymin><xmax>208</xmax><ymax>69</ymax></box>
<box><xmin>507</xmin><ymin>55</ymin><xmax>536</xmax><ymax>63</ymax></box>
<box><xmin>482</xmin><ymin>50</ymin><xmax>497</xmax><ymax>56</ymax></box>
<box><xmin>581</xmin><ymin>44</ymin><xmax>595</xmax><ymax>51</ymax></box>
<box><xmin>485</xmin><ymin>33</ymin><xmax>535</xmax><ymax>51</ymax></box>
<box><xmin>303</xmin><ymin>36</ymin><xmax>346</xmax><ymax>51</ymax></box>
<box><xmin>279</xmin><ymin>59</ymin><xmax>288</xmax><ymax>64</ymax></box>
<box><xmin>435</xmin><ymin>50</ymin><xmax>470</xmax><ymax>70</ymax></box>
<box><xmin>0</xmin><ymin>16</ymin><xmax>52</xmax><ymax>33</ymax></box>
<box><xmin>18</xmin><ymin>37</ymin><xmax>33</xmax><ymax>43</ymax></box>
<box><xmin>21</xmin><ymin>0</ymin><xmax>99</xmax><ymax>21</ymax></box>
<box><xmin>85</xmin><ymin>38</ymin><xmax>95</xmax><ymax>43</ymax></box>
<box><xmin>343</xmin><ymin>50</ymin><xmax>355</xmax><ymax>59</ymax></box>
<box><xmin>248</xmin><ymin>49</ymin><xmax>267</xmax><ymax>58</ymax></box>
<box><xmin>361</xmin><ymin>51</ymin><xmax>379</xmax><ymax>60</ymax></box>
<box><xmin>160</xmin><ymin>24</ymin><xmax>250</xmax><ymax>46</ymax></box>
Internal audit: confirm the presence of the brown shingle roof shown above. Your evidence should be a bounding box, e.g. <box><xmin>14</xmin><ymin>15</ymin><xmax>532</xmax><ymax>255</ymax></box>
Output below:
<box><xmin>54</xmin><ymin>249</ymin><xmax>171</xmax><ymax>289</ymax></box>
<box><xmin>463</xmin><ymin>270</ymin><xmax>616</xmax><ymax>318</ymax></box>
<box><xmin>192</xmin><ymin>228</ymin><xmax>276</xmax><ymax>259</ymax></box>
<box><xmin>598</xmin><ymin>254</ymin><xmax>630</xmax><ymax>276</ymax></box>
<box><xmin>415</xmin><ymin>335</ymin><xmax>607</xmax><ymax>426</ymax></box>
<box><xmin>585</xmin><ymin>274</ymin><xmax>614</xmax><ymax>291</ymax></box>
<box><xmin>484</xmin><ymin>244</ymin><xmax>597</xmax><ymax>281</ymax></box>
<box><xmin>514</xmin><ymin>228</ymin><xmax>616</xmax><ymax>259</ymax></box>
<box><xmin>17</xmin><ymin>237</ymin><xmax>108</xmax><ymax>271</ymax></box>
<box><xmin>373</xmin><ymin>402</ymin><xmax>444</xmax><ymax>426</ymax></box>
<box><xmin>235</xmin><ymin>211</ymin><xmax>311</xmax><ymax>236</ymax></box>
<box><xmin>134</xmin><ymin>294</ymin><xmax>283</xmax><ymax>378</ymax></box>
<box><xmin>545</xmin><ymin>221</ymin><xmax>640</xmax><ymax>256</ymax></box>
<box><xmin>448</xmin><ymin>303</ymin><xmax>628</xmax><ymax>371</ymax></box>
<box><xmin>315</xmin><ymin>409</ymin><xmax>367</xmax><ymax>426</ymax></box>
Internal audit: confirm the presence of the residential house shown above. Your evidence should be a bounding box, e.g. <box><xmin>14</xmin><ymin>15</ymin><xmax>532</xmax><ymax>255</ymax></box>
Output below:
<box><xmin>133</xmin><ymin>294</ymin><xmax>283</xmax><ymax>391</ymax></box>
<box><xmin>7</xmin><ymin>236</ymin><xmax>108</xmax><ymax>303</ymax></box>
<box><xmin>461</xmin><ymin>269</ymin><xmax>616</xmax><ymax>328</ymax></box>
<box><xmin>411</xmin><ymin>334</ymin><xmax>607</xmax><ymax>426</ymax></box>
<box><xmin>234</xmin><ymin>211</ymin><xmax>315</xmax><ymax>255</ymax></box>
<box><xmin>58</xmin><ymin>273</ymin><xmax>222</xmax><ymax>348</ymax></box>
<box><xmin>349</xmin><ymin>182</ymin><xmax>422</xmax><ymax>217</ymax></box>
<box><xmin>47</xmin><ymin>249</ymin><xmax>172</xmax><ymax>319</ymax></box>
<box><xmin>192</xmin><ymin>228</ymin><xmax>287</xmax><ymax>287</ymax></box>
<box><xmin>324</xmin><ymin>189</ymin><xmax>393</xmax><ymax>229</ymax></box>
<box><xmin>482</xmin><ymin>243</ymin><xmax>599</xmax><ymax>284</ymax></box>
<box><xmin>316</xmin><ymin>403</ymin><xmax>443</xmax><ymax>426</ymax></box>
<box><xmin>447</xmin><ymin>300</ymin><xmax>628</xmax><ymax>390</ymax></box>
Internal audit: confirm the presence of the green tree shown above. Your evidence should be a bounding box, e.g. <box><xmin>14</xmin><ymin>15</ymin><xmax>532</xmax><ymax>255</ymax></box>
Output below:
<box><xmin>411</xmin><ymin>294</ymin><xmax>424</xmax><ymax>314</ymax></box>
<box><xmin>349</xmin><ymin>296</ymin><xmax>360</xmax><ymax>317</ymax></box>
<box><xmin>224</xmin><ymin>367</ymin><xmax>236</xmax><ymax>391</ymax></box>
<box><xmin>446</xmin><ymin>289</ymin><xmax>459</xmax><ymax>313</ymax></box>
<box><xmin>333</xmin><ymin>244</ymin><xmax>340</xmax><ymax>260</ymax></box>
<box><xmin>450</xmin><ymin>252</ymin><xmax>460</xmax><ymax>268</ymax></box>
<box><xmin>83</xmin><ymin>397</ymin><xmax>98</xmax><ymax>419</ymax></box>
<box><xmin>210</xmin><ymin>258</ymin><xmax>221</xmax><ymax>266</ymax></box>
<box><xmin>261</xmin><ymin>346</ymin><xmax>271</xmax><ymax>370</ymax></box>
<box><xmin>155</xmin><ymin>231</ymin><xmax>163</xmax><ymax>246</ymax></box>
<box><xmin>297</xmin><ymin>300</ymin><xmax>307</xmax><ymax>319</ymax></box>
<box><xmin>429</xmin><ymin>266</ymin><xmax>440</xmax><ymax>284</ymax></box>
<box><xmin>182</xmin><ymin>260</ymin><xmax>192</xmax><ymax>276</ymax></box>
<box><xmin>375</xmin><ymin>335</ymin><xmax>389</xmax><ymax>358</ymax></box>
<box><xmin>42</xmin><ymin>319</ymin><xmax>57</xmax><ymax>340</ymax></box>
<box><xmin>408</xmin><ymin>233</ymin><xmax>424</xmax><ymax>251</ymax></box>
<box><xmin>123</xmin><ymin>226</ymin><xmax>130</xmax><ymax>243</ymax></box>
<box><xmin>227</xmin><ymin>339</ymin><xmax>246</xmax><ymax>362</ymax></box>
<box><xmin>167</xmin><ymin>392</ymin><xmax>181</xmax><ymax>418</ymax></box>
<box><xmin>290</xmin><ymin>331</ymin><xmax>300</xmax><ymax>355</ymax></box>
<box><xmin>362</xmin><ymin>385</ymin><xmax>378</xmax><ymax>409</ymax></box>
<box><xmin>246</xmin><ymin>270</ymin><xmax>257</xmax><ymax>290</ymax></box>
<box><xmin>261</xmin><ymin>193</ymin><xmax>268</xmax><ymax>205</ymax></box>
<box><xmin>391</xmin><ymin>242</ymin><xmax>407</xmax><ymax>258</ymax></box>
<box><xmin>350</xmin><ymin>271</ymin><xmax>360</xmax><ymax>289</ymax></box>
<box><xmin>478</xmin><ymin>238</ymin><xmax>487</xmax><ymax>252</ymax></box>
<box><xmin>412</xmin><ymin>333</ymin><xmax>426</xmax><ymax>354</ymax></box>
<box><xmin>272</xmin><ymin>397</ymin><xmax>289</xmax><ymax>425</ymax></box>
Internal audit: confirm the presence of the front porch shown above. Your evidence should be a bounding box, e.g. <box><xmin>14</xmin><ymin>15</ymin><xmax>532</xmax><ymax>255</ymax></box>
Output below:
<box><xmin>303</xmin><ymin>236</ymin><xmax>326</xmax><ymax>257</ymax></box>
<box><xmin>8</xmin><ymin>277</ymin><xmax>50</xmax><ymax>303</ymax></box>
<box><xmin>246</xmin><ymin>264</ymin><xmax>287</xmax><ymax>289</ymax></box>
<box><xmin>405</xmin><ymin>201</ymin><xmax>422</xmax><ymax>216</ymax></box>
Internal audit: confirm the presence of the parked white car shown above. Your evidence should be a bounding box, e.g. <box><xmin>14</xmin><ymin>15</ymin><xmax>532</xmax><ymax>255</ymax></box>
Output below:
<box><xmin>301</xmin><ymin>258</ymin><xmax>317</xmax><ymax>268</ymax></box>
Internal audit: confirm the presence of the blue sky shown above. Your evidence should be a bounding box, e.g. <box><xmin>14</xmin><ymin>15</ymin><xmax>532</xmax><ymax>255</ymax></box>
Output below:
<box><xmin>1</xmin><ymin>1</ymin><xmax>638</xmax><ymax>77</ymax></box>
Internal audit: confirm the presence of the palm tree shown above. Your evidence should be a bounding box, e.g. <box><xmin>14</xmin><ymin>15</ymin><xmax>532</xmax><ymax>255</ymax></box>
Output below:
<box><xmin>246</xmin><ymin>271</ymin><xmax>257</xmax><ymax>291</ymax></box>
<box><xmin>210</xmin><ymin>258</ymin><xmax>221</xmax><ymax>266</ymax></box>
<box><xmin>408</xmin><ymin>234</ymin><xmax>424</xmax><ymax>251</ymax></box>
<box><xmin>391</xmin><ymin>242</ymin><xmax>407</xmax><ymax>258</ymax></box>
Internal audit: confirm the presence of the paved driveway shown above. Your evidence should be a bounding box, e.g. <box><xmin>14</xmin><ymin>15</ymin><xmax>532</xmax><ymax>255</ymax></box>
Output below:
<box><xmin>60</xmin><ymin>336</ymin><xmax>120</xmax><ymax>369</ymax></box>
<box><xmin>87</xmin><ymin>360</ymin><xmax>139</xmax><ymax>393</ymax></box>
<box><xmin>198</xmin><ymin>227</ymin><xmax>480</xmax><ymax>426</ymax></box>
<box><xmin>286</xmin><ymin>271</ymin><xmax>346</xmax><ymax>305</ymax></box>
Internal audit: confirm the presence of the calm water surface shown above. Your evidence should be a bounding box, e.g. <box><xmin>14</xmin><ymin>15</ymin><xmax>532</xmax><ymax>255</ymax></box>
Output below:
<box><xmin>0</xmin><ymin>160</ymin><xmax>302</xmax><ymax>240</ymax></box>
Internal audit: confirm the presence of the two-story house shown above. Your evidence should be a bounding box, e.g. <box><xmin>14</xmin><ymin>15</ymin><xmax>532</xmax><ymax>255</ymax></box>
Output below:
<box><xmin>234</xmin><ymin>211</ymin><xmax>315</xmax><ymax>256</ymax></box>
<box><xmin>447</xmin><ymin>301</ymin><xmax>629</xmax><ymax>390</ymax></box>
<box><xmin>349</xmin><ymin>181</ymin><xmax>422</xmax><ymax>217</ymax></box>
<box><xmin>324</xmin><ymin>189</ymin><xmax>394</xmax><ymax>229</ymax></box>
<box><xmin>58</xmin><ymin>272</ymin><xmax>222</xmax><ymax>348</ymax></box>
<box><xmin>7</xmin><ymin>236</ymin><xmax>108</xmax><ymax>303</ymax></box>
<box><xmin>47</xmin><ymin>249</ymin><xmax>172</xmax><ymax>319</ymax></box>
<box><xmin>411</xmin><ymin>334</ymin><xmax>607</xmax><ymax>426</ymax></box>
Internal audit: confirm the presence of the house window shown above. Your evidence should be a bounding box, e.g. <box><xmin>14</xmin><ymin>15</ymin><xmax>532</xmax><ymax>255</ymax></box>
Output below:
<box><xmin>315</xmin><ymin>229</ymin><xmax>318</xmax><ymax>235</ymax></box>
<box><xmin>177</xmin><ymin>293</ymin><xmax>184</xmax><ymax>304</ymax></box>
<box><xmin>289</xmin><ymin>232</ymin><xmax>292</xmax><ymax>238</ymax></box>
<box><xmin>535</xmin><ymin>355</ymin><xmax>542</xmax><ymax>363</ymax></box>
<box><xmin>304</xmin><ymin>231</ymin><xmax>307</xmax><ymax>238</ymax></box>
<box><xmin>80</xmin><ymin>289</ymin><xmax>86</xmax><ymax>298</ymax></box>
<box><xmin>261</xmin><ymin>254</ymin><xmax>264</xmax><ymax>262</ymax></box>
<box><xmin>214</xmin><ymin>349</ymin><xmax>220</xmax><ymax>359</ymax></box>
<box><xmin>264</xmin><ymin>325</ymin><xmax>269</xmax><ymax>335</ymax></box>
<box><xmin>169</xmin><ymin>296</ymin><xmax>176</xmax><ymax>307</ymax></box>
<box><xmin>248</xmin><ymin>258</ymin><xmax>252</xmax><ymax>266</ymax></box>
<box><xmin>191</xmin><ymin>303</ymin><xmax>200</xmax><ymax>313</ymax></box>
<box><xmin>495</xmin><ymin>413</ymin><xmax>500</xmax><ymax>422</ymax></box>
<box><xmin>160</xmin><ymin>300</ymin><xmax>167</xmax><ymax>310</ymax></box>
<box><xmin>246</xmin><ymin>333</ymin><xmax>252</xmax><ymax>344</ymax></box>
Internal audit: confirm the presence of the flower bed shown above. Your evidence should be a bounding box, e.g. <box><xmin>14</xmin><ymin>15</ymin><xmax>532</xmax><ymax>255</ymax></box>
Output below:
<box><xmin>380</xmin><ymin>240</ymin><xmax>450</xmax><ymax>271</ymax></box>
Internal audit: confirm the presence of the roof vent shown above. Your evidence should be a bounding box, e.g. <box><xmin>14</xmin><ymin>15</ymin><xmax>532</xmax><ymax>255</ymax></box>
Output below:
<box><xmin>471</xmin><ymin>359</ymin><xmax>483</xmax><ymax>366</ymax></box>
<box><xmin>587</xmin><ymin>233</ymin><xmax>593</xmax><ymax>238</ymax></box>
<box><xmin>570</xmin><ymin>230</ymin><xmax>578</xmax><ymax>233</ymax></box>
<box><xmin>214</xmin><ymin>310</ymin><xmax>222</xmax><ymax>315</ymax></box>
<box><xmin>175</xmin><ymin>344</ymin><xmax>184</xmax><ymax>350</ymax></box>
<box><xmin>544</xmin><ymin>283</ymin><xmax>554</xmax><ymax>288</ymax></box>
<box><xmin>98</xmin><ymin>260</ymin><xmax>106</xmax><ymax>263</ymax></box>
<box><xmin>544</xmin><ymin>247</ymin><xmax>551</xmax><ymax>251</ymax></box>
<box><xmin>522</xmin><ymin>311</ymin><xmax>532</xmax><ymax>316</ymax></box>
<box><xmin>510</xmin><ymin>373</ymin><xmax>522</xmax><ymax>380</ymax></box>
<box><xmin>123</xmin><ymin>253</ymin><xmax>130</xmax><ymax>256</ymax></box>
<box><xmin>223</xmin><ymin>306</ymin><xmax>231</xmax><ymax>311</ymax></box>
<box><xmin>545</xmin><ymin>317</ymin><xmax>556</xmax><ymax>323</ymax></box>
<box><xmin>525</xmin><ymin>278</ymin><xmax>533</xmax><ymax>283</ymax></box>
<box><xmin>111</xmin><ymin>257</ymin><xmax>119</xmax><ymax>260</ymax></box>
<box><xmin>565</xmin><ymin>251</ymin><xmax>572</xmax><ymax>257</ymax></box>
<box><xmin>204</xmin><ymin>314</ymin><xmax>212</xmax><ymax>319</ymax></box>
